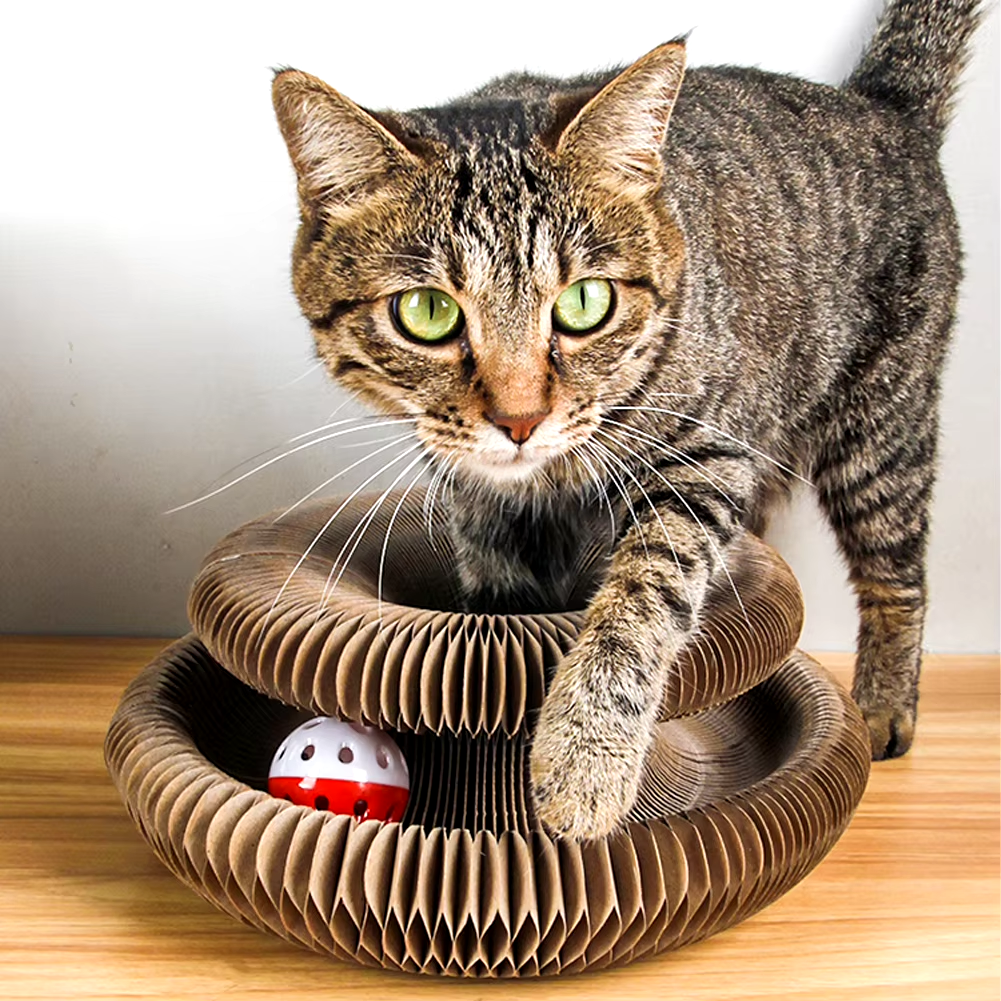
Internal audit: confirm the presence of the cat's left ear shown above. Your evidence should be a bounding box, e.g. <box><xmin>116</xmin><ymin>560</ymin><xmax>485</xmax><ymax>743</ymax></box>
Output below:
<box><xmin>272</xmin><ymin>69</ymin><xmax>421</xmax><ymax>211</ymax></box>
<box><xmin>555</xmin><ymin>40</ymin><xmax>686</xmax><ymax>196</ymax></box>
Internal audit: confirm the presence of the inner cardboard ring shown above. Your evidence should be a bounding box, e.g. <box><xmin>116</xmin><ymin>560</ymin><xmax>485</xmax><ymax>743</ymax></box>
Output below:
<box><xmin>188</xmin><ymin>492</ymin><xmax>806</xmax><ymax>732</ymax></box>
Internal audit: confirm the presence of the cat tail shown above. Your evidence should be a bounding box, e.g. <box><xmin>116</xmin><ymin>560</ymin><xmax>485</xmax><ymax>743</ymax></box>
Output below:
<box><xmin>845</xmin><ymin>0</ymin><xmax>984</xmax><ymax>135</ymax></box>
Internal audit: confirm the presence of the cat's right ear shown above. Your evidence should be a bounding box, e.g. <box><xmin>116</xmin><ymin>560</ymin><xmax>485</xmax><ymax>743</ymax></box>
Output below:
<box><xmin>554</xmin><ymin>40</ymin><xmax>687</xmax><ymax>197</ymax></box>
<box><xmin>272</xmin><ymin>69</ymin><xmax>420</xmax><ymax>211</ymax></box>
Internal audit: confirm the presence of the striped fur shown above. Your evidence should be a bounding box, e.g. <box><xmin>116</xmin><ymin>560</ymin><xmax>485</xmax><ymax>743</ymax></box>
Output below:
<box><xmin>273</xmin><ymin>0</ymin><xmax>982</xmax><ymax>839</ymax></box>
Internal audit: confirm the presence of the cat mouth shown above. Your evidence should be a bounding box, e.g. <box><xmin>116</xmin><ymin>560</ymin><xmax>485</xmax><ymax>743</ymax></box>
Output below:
<box><xmin>468</xmin><ymin>444</ymin><xmax>554</xmax><ymax>482</ymax></box>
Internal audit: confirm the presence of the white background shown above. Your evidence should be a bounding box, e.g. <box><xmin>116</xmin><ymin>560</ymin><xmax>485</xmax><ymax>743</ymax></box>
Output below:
<box><xmin>1</xmin><ymin>0</ymin><xmax>997</xmax><ymax>649</ymax></box>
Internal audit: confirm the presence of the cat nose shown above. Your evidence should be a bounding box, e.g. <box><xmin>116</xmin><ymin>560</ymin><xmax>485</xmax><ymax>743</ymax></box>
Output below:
<box><xmin>484</xmin><ymin>407</ymin><xmax>550</xmax><ymax>445</ymax></box>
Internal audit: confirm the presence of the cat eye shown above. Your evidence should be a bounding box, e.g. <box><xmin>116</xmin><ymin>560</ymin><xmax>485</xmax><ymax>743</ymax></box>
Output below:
<box><xmin>391</xmin><ymin>288</ymin><xmax>464</xmax><ymax>343</ymax></box>
<box><xmin>552</xmin><ymin>278</ymin><xmax>614</xmax><ymax>334</ymax></box>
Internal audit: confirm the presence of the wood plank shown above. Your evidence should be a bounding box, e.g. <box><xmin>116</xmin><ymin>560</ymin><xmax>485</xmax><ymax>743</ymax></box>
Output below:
<box><xmin>0</xmin><ymin>637</ymin><xmax>997</xmax><ymax>999</ymax></box>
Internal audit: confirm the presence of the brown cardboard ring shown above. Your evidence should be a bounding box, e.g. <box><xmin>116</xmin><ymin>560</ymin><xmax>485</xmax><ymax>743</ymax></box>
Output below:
<box><xmin>188</xmin><ymin>492</ymin><xmax>805</xmax><ymax>734</ymax></box>
<box><xmin>104</xmin><ymin>635</ymin><xmax>871</xmax><ymax>976</ymax></box>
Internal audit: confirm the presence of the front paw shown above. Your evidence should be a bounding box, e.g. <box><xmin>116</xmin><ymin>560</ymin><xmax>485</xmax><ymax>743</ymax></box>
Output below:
<box><xmin>529</xmin><ymin>698</ymin><xmax>646</xmax><ymax>841</ymax></box>
<box><xmin>854</xmin><ymin>691</ymin><xmax>916</xmax><ymax>760</ymax></box>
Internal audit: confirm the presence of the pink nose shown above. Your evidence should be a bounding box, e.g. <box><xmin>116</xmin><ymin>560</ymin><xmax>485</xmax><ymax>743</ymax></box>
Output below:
<box><xmin>485</xmin><ymin>408</ymin><xmax>550</xmax><ymax>445</ymax></box>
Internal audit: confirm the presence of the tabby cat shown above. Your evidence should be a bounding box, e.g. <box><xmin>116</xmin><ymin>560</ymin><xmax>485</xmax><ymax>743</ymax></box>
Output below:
<box><xmin>270</xmin><ymin>0</ymin><xmax>983</xmax><ymax>839</ymax></box>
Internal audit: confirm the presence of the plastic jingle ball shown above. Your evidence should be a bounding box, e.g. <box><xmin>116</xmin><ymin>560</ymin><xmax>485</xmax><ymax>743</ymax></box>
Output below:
<box><xmin>268</xmin><ymin>716</ymin><xmax>410</xmax><ymax>821</ymax></box>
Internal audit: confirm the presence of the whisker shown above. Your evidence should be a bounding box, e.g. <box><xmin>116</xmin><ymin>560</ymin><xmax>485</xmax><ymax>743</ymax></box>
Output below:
<box><xmin>335</xmin><ymin>433</ymin><xmax>422</xmax><ymax>451</ymax></box>
<box><xmin>421</xmin><ymin>462</ymin><xmax>442</xmax><ymax>544</ymax></box>
<box><xmin>377</xmin><ymin>459</ymin><xmax>433</xmax><ymax>621</ymax></box>
<box><xmin>592</xmin><ymin>434</ymin><xmax>721</xmax><ymax>706</ymax></box>
<box><xmin>594</xmin><ymin>427</ymin><xmax>749</xmax><ymax>626</ymax></box>
<box><xmin>262</xmin><ymin>441</ymin><xmax>425</xmax><ymax>630</ymax></box>
<box><xmin>167</xmin><ymin>415</ymin><xmax>371</xmax><ymax>514</ymax></box>
<box><xmin>288</xmin><ymin>414</ymin><xmax>415</xmax><ymax>444</ymax></box>
<box><xmin>599</xmin><ymin>418</ymin><xmax>741</xmax><ymax>510</ymax></box>
<box><xmin>274</xmin><ymin>432</ymin><xmax>417</xmax><ymax>522</ymax></box>
<box><xmin>324</xmin><ymin>395</ymin><xmax>357</xmax><ymax>423</ymax></box>
<box><xmin>423</xmin><ymin>451</ymin><xmax>455</xmax><ymax>550</ymax></box>
<box><xmin>166</xmin><ymin>417</ymin><xmax>418</xmax><ymax>514</ymax></box>
<box><xmin>589</xmin><ymin>435</ymin><xmax>697</xmax><ymax>615</ymax></box>
<box><xmin>273</xmin><ymin>358</ymin><xmax>327</xmax><ymax>391</ymax></box>
<box><xmin>583</xmin><ymin>439</ymin><xmax>649</xmax><ymax>562</ymax></box>
<box><xmin>312</xmin><ymin>493</ymin><xmax>388</xmax><ymax>624</ymax></box>
<box><xmin>318</xmin><ymin>450</ymin><xmax>428</xmax><ymax>614</ymax></box>
<box><xmin>444</xmin><ymin>457</ymin><xmax>461</xmax><ymax>505</ymax></box>
<box><xmin>609</xmin><ymin>405</ymin><xmax>811</xmax><ymax>486</ymax></box>
<box><xmin>569</xmin><ymin>443</ymin><xmax>617</xmax><ymax>542</ymax></box>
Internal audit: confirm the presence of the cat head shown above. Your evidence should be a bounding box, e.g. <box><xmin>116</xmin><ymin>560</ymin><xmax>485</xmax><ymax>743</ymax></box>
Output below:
<box><xmin>273</xmin><ymin>42</ymin><xmax>688</xmax><ymax>496</ymax></box>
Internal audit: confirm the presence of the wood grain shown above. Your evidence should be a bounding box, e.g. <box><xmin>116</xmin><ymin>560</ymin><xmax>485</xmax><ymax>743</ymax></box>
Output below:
<box><xmin>1</xmin><ymin>637</ymin><xmax>998</xmax><ymax>999</ymax></box>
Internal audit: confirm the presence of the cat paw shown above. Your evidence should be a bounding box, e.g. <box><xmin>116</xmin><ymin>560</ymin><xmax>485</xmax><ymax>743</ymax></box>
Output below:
<box><xmin>855</xmin><ymin>696</ymin><xmax>915</xmax><ymax>760</ymax></box>
<box><xmin>528</xmin><ymin>707</ymin><xmax>644</xmax><ymax>841</ymax></box>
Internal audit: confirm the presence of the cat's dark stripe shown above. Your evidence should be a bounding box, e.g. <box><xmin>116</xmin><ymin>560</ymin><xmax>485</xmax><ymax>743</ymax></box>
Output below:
<box><xmin>654</xmin><ymin>588</ymin><xmax>695</xmax><ymax>630</ymax></box>
<box><xmin>451</xmin><ymin>159</ymin><xmax>474</xmax><ymax>226</ymax></box>
<box><xmin>311</xmin><ymin>300</ymin><xmax>360</xmax><ymax>330</ymax></box>
<box><xmin>332</xmin><ymin>357</ymin><xmax>369</xmax><ymax>379</ymax></box>
<box><xmin>650</xmin><ymin>444</ymin><xmax>752</xmax><ymax>469</ymax></box>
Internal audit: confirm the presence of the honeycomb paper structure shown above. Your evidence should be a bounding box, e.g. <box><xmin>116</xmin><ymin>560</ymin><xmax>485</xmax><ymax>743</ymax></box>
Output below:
<box><xmin>105</xmin><ymin>492</ymin><xmax>871</xmax><ymax>976</ymax></box>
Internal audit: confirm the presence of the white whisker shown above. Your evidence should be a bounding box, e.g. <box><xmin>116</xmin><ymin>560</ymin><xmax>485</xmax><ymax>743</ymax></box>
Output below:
<box><xmin>569</xmin><ymin>443</ymin><xmax>617</xmax><ymax>542</ymax></box>
<box><xmin>288</xmin><ymin>415</ymin><xmax>415</xmax><ymax>444</ymax></box>
<box><xmin>444</xmin><ymin>457</ymin><xmax>461</xmax><ymax>504</ymax></box>
<box><xmin>592</xmin><ymin>433</ymin><xmax>718</xmax><ymax>706</ymax></box>
<box><xmin>583</xmin><ymin>439</ymin><xmax>649</xmax><ymax>562</ymax></box>
<box><xmin>590</xmin><ymin>435</ymin><xmax>697</xmax><ymax>614</ymax></box>
<box><xmin>423</xmin><ymin>452</ymin><xmax>456</xmax><ymax>550</ymax></box>
<box><xmin>610</xmin><ymin>405</ymin><xmax>811</xmax><ymax>486</ymax></box>
<box><xmin>377</xmin><ymin>459</ymin><xmax>432</xmax><ymax>621</ymax></box>
<box><xmin>600</xmin><ymin>417</ymin><xmax>741</xmax><ymax>510</ymax></box>
<box><xmin>166</xmin><ymin>417</ymin><xmax>418</xmax><ymax>515</ymax></box>
<box><xmin>595</xmin><ymin>427</ymin><xmax>749</xmax><ymax>626</ymax></box>
<box><xmin>318</xmin><ymin>451</ymin><xmax>428</xmax><ymax>614</ymax></box>
<box><xmin>274</xmin><ymin>432</ymin><xmax>417</xmax><ymax>522</ymax></box>
<box><xmin>324</xmin><ymin>396</ymin><xmax>357</xmax><ymax>423</ymax></box>
<box><xmin>262</xmin><ymin>441</ymin><xmax>425</xmax><ymax>631</ymax></box>
<box><xmin>166</xmin><ymin>416</ymin><xmax>370</xmax><ymax>514</ymax></box>
<box><xmin>273</xmin><ymin>359</ymin><xmax>327</xmax><ymax>391</ymax></box>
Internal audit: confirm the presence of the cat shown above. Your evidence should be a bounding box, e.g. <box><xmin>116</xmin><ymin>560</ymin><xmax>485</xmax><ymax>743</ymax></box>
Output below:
<box><xmin>270</xmin><ymin>0</ymin><xmax>983</xmax><ymax>840</ymax></box>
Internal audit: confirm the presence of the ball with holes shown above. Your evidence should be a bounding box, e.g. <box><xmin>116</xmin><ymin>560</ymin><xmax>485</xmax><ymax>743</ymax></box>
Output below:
<box><xmin>268</xmin><ymin>717</ymin><xmax>410</xmax><ymax>821</ymax></box>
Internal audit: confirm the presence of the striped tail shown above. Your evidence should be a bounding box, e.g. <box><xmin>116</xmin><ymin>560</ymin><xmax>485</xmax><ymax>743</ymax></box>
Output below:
<box><xmin>845</xmin><ymin>0</ymin><xmax>984</xmax><ymax>135</ymax></box>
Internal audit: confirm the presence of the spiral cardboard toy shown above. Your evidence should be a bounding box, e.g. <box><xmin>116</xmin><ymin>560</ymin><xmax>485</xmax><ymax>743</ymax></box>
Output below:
<box><xmin>105</xmin><ymin>491</ymin><xmax>870</xmax><ymax>977</ymax></box>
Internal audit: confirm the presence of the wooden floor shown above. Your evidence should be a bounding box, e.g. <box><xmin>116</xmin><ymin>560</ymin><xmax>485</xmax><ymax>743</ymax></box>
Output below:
<box><xmin>1</xmin><ymin>637</ymin><xmax>998</xmax><ymax>1000</ymax></box>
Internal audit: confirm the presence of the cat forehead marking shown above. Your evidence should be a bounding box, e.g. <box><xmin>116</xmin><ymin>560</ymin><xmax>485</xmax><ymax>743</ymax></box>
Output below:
<box><xmin>449</xmin><ymin>202</ymin><xmax>562</xmax><ymax>302</ymax></box>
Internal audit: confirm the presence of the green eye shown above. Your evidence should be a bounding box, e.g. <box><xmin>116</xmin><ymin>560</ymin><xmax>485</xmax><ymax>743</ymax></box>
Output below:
<box><xmin>553</xmin><ymin>278</ymin><xmax>614</xmax><ymax>333</ymax></box>
<box><xmin>392</xmin><ymin>288</ymin><xmax>463</xmax><ymax>342</ymax></box>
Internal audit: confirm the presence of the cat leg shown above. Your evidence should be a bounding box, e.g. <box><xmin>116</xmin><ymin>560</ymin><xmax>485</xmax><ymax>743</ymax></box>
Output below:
<box><xmin>813</xmin><ymin>380</ymin><xmax>942</xmax><ymax>760</ymax></box>
<box><xmin>529</xmin><ymin>486</ymin><xmax>739</xmax><ymax>839</ymax></box>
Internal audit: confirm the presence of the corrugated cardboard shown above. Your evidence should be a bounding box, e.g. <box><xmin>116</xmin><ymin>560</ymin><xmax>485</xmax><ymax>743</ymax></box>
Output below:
<box><xmin>105</xmin><ymin>492</ymin><xmax>870</xmax><ymax>976</ymax></box>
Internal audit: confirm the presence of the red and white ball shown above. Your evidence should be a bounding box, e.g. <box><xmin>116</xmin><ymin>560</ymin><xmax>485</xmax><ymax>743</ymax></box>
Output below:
<box><xmin>268</xmin><ymin>717</ymin><xmax>410</xmax><ymax>822</ymax></box>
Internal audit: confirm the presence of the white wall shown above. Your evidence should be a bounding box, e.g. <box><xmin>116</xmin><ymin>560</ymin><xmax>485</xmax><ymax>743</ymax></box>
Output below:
<box><xmin>1</xmin><ymin>0</ymin><xmax>997</xmax><ymax>649</ymax></box>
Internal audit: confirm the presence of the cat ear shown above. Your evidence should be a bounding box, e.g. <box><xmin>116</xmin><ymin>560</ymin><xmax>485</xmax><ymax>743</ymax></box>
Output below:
<box><xmin>555</xmin><ymin>41</ymin><xmax>686</xmax><ymax>195</ymax></box>
<box><xmin>272</xmin><ymin>69</ymin><xmax>420</xmax><ymax>209</ymax></box>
